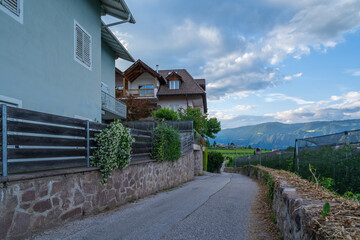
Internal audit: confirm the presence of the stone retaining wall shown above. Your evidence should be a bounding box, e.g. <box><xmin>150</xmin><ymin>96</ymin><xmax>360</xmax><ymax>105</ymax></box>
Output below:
<box><xmin>224</xmin><ymin>166</ymin><xmax>343</xmax><ymax>240</ymax></box>
<box><xmin>0</xmin><ymin>149</ymin><xmax>199</xmax><ymax>239</ymax></box>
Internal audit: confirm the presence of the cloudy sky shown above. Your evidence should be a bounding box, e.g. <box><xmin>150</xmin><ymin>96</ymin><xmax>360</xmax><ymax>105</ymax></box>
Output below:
<box><xmin>109</xmin><ymin>0</ymin><xmax>360</xmax><ymax>129</ymax></box>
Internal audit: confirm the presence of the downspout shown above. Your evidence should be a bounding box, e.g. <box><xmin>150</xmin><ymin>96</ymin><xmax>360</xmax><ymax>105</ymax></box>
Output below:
<box><xmin>102</xmin><ymin>13</ymin><xmax>132</xmax><ymax>28</ymax></box>
<box><xmin>186</xmin><ymin>94</ymin><xmax>189</xmax><ymax>107</ymax></box>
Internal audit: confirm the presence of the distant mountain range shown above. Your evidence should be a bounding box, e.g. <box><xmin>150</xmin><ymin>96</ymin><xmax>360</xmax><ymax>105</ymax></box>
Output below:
<box><xmin>212</xmin><ymin>119</ymin><xmax>360</xmax><ymax>149</ymax></box>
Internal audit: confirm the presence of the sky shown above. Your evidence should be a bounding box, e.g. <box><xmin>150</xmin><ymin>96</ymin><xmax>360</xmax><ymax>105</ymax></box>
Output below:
<box><xmin>108</xmin><ymin>0</ymin><xmax>360</xmax><ymax>129</ymax></box>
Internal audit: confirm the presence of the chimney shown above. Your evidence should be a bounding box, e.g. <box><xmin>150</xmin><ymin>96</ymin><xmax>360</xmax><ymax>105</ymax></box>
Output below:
<box><xmin>156</xmin><ymin>64</ymin><xmax>159</xmax><ymax>73</ymax></box>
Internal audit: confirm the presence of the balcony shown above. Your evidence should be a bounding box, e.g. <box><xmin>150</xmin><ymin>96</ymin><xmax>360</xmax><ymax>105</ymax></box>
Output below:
<box><xmin>101</xmin><ymin>91</ymin><xmax>127</xmax><ymax>119</ymax></box>
<box><xmin>116</xmin><ymin>88</ymin><xmax>158</xmax><ymax>99</ymax></box>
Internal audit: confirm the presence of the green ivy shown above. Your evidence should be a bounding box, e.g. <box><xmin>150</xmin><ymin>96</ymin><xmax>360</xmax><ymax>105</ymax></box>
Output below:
<box><xmin>91</xmin><ymin>120</ymin><xmax>134</xmax><ymax>184</ymax></box>
<box><xmin>151</xmin><ymin>125</ymin><xmax>181</xmax><ymax>161</ymax></box>
<box><xmin>207</xmin><ymin>151</ymin><xmax>224</xmax><ymax>173</ymax></box>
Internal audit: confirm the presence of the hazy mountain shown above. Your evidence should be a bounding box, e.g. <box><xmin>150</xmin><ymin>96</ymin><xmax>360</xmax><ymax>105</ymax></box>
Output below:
<box><xmin>212</xmin><ymin>119</ymin><xmax>360</xmax><ymax>149</ymax></box>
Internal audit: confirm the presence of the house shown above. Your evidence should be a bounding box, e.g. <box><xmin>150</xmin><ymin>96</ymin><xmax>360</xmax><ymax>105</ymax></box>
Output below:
<box><xmin>0</xmin><ymin>0</ymin><xmax>135</xmax><ymax>123</ymax></box>
<box><xmin>157</xmin><ymin>69</ymin><xmax>207</xmax><ymax>114</ymax></box>
<box><xmin>117</xmin><ymin>59</ymin><xmax>207</xmax><ymax>115</ymax></box>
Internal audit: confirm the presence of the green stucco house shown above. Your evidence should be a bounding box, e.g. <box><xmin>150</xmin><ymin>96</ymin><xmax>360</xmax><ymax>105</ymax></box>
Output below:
<box><xmin>0</xmin><ymin>0</ymin><xmax>135</xmax><ymax>122</ymax></box>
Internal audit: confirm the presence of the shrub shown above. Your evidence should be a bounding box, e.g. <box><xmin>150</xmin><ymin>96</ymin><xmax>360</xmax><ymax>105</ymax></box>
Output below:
<box><xmin>151</xmin><ymin>125</ymin><xmax>181</xmax><ymax>161</ymax></box>
<box><xmin>203</xmin><ymin>147</ymin><xmax>208</xmax><ymax>171</ymax></box>
<box><xmin>91</xmin><ymin>120</ymin><xmax>134</xmax><ymax>183</ymax></box>
<box><xmin>152</xmin><ymin>107</ymin><xmax>179</xmax><ymax>121</ymax></box>
<box><xmin>207</xmin><ymin>151</ymin><xmax>224</xmax><ymax>173</ymax></box>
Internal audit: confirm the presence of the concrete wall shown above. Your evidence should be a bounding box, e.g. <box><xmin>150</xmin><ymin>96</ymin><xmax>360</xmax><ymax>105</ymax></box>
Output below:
<box><xmin>101</xmin><ymin>40</ymin><xmax>115</xmax><ymax>97</ymax></box>
<box><xmin>0</xmin><ymin>150</ymin><xmax>200</xmax><ymax>239</ymax></box>
<box><xmin>0</xmin><ymin>0</ymin><xmax>102</xmax><ymax>120</ymax></box>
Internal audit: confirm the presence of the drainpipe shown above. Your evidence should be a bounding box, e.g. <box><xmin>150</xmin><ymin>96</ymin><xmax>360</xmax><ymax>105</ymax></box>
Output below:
<box><xmin>102</xmin><ymin>13</ymin><xmax>132</xmax><ymax>28</ymax></box>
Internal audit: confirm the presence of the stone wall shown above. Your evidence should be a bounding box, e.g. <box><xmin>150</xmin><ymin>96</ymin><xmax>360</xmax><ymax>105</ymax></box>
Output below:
<box><xmin>224</xmin><ymin>166</ymin><xmax>360</xmax><ymax>239</ymax></box>
<box><xmin>193</xmin><ymin>145</ymin><xmax>203</xmax><ymax>176</ymax></box>
<box><xmin>0</xmin><ymin>150</ymin><xmax>198</xmax><ymax>240</ymax></box>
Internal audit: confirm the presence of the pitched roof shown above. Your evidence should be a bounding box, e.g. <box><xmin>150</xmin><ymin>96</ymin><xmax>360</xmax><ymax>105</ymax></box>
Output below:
<box><xmin>100</xmin><ymin>0</ymin><xmax>136</xmax><ymax>24</ymax></box>
<box><xmin>124</xmin><ymin>59</ymin><xmax>166</xmax><ymax>84</ymax></box>
<box><xmin>157</xmin><ymin>69</ymin><xmax>205</xmax><ymax>96</ymax></box>
<box><xmin>101</xmin><ymin>21</ymin><xmax>134</xmax><ymax>62</ymax></box>
<box><xmin>195</xmin><ymin>79</ymin><xmax>206</xmax><ymax>90</ymax></box>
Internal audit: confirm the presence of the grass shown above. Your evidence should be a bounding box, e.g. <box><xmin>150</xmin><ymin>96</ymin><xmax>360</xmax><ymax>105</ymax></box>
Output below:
<box><xmin>208</xmin><ymin>147</ymin><xmax>270</xmax><ymax>157</ymax></box>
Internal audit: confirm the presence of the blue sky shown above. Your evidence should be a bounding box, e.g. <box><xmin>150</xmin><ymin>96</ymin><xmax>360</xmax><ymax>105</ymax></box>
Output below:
<box><xmin>108</xmin><ymin>0</ymin><xmax>360</xmax><ymax>129</ymax></box>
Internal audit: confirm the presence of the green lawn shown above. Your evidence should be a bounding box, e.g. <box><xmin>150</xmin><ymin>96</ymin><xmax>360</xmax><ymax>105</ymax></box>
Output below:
<box><xmin>208</xmin><ymin>148</ymin><xmax>269</xmax><ymax>157</ymax></box>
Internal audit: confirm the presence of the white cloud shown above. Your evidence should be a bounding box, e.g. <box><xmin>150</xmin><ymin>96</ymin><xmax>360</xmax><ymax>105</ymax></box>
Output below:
<box><xmin>346</xmin><ymin>69</ymin><xmax>360</xmax><ymax>77</ymax></box>
<box><xmin>203</xmin><ymin>0</ymin><xmax>360</xmax><ymax>99</ymax></box>
<box><xmin>113</xmin><ymin>31</ymin><xmax>132</xmax><ymax>50</ymax></box>
<box><xmin>265</xmin><ymin>93</ymin><xmax>314</xmax><ymax>105</ymax></box>
<box><xmin>266</xmin><ymin>91</ymin><xmax>360</xmax><ymax>123</ymax></box>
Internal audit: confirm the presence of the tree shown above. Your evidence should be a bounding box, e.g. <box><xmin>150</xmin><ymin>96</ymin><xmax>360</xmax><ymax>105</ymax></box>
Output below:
<box><xmin>213</xmin><ymin>141</ymin><xmax>217</xmax><ymax>147</ymax></box>
<box><xmin>152</xmin><ymin>107</ymin><xmax>179</xmax><ymax>121</ymax></box>
<box><xmin>124</xmin><ymin>95</ymin><xmax>153</xmax><ymax>121</ymax></box>
<box><xmin>248</xmin><ymin>145</ymin><xmax>252</xmax><ymax>149</ymax></box>
<box><xmin>178</xmin><ymin>107</ymin><xmax>221</xmax><ymax>139</ymax></box>
<box><xmin>205</xmin><ymin>138</ymin><xmax>210</xmax><ymax>147</ymax></box>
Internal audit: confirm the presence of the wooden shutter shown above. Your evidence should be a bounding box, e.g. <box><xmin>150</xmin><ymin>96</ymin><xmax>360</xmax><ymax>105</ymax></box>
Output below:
<box><xmin>75</xmin><ymin>23</ymin><xmax>91</xmax><ymax>69</ymax></box>
<box><xmin>1</xmin><ymin>0</ymin><xmax>20</xmax><ymax>16</ymax></box>
<box><xmin>83</xmin><ymin>33</ymin><xmax>91</xmax><ymax>67</ymax></box>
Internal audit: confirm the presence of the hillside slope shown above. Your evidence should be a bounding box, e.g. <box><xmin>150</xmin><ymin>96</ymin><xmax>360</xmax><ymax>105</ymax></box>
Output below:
<box><xmin>213</xmin><ymin>119</ymin><xmax>360</xmax><ymax>149</ymax></box>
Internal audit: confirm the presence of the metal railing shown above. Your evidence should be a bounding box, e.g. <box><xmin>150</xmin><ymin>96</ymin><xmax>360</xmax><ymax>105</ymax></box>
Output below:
<box><xmin>115</xmin><ymin>89</ymin><xmax>157</xmax><ymax>98</ymax></box>
<box><xmin>101</xmin><ymin>91</ymin><xmax>127</xmax><ymax>119</ymax></box>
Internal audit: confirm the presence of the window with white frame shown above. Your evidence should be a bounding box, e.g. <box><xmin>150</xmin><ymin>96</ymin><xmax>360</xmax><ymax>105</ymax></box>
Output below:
<box><xmin>0</xmin><ymin>0</ymin><xmax>23</xmax><ymax>23</ymax></box>
<box><xmin>168</xmin><ymin>104</ymin><xmax>180</xmax><ymax>111</ymax></box>
<box><xmin>169</xmin><ymin>80</ymin><xmax>179</xmax><ymax>90</ymax></box>
<box><xmin>74</xmin><ymin>21</ymin><xmax>92</xmax><ymax>70</ymax></box>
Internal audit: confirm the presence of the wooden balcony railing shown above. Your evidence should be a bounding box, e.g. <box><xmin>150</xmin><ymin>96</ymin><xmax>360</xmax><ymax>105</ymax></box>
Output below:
<box><xmin>116</xmin><ymin>89</ymin><xmax>155</xmax><ymax>98</ymax></box>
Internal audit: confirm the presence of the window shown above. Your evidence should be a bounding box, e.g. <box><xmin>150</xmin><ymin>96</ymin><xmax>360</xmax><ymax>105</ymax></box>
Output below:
<box><xmin>74</xmin><ymin>21</ymin><xmax>92</xmax><ymax>70</ymax></box>
<box><xmin>139</xmin><ymin>84</ymin><xmax>154</xmax><ymax>96</ymax></box>
<box><xmin>0</xmin><ymin>0</ymin><xmax>23</xmax><ymax>23</ymax></box>
<box><xmin>169</xmin><ymin>80</ymin><xmax>179</xmax><ymax>90</ymax></box>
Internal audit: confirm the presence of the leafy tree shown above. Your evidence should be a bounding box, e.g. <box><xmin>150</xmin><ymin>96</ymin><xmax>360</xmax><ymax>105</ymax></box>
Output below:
<box><xmin>152</xmin><ymin>107</ymin><xmax>179</xmax><ymax>121</ymax></box>
<box><xmin>124</xmin><ymin>95</ymin><xmax>154</xmax><ymax>121</ymax></box>
<box><xmin>213</xmin><ymin>141</ymin><xmax>217</xmax><ymax>147</ymax></box>
<box><xmin>248</xmin><ymin>145</ymin><xmax>252</xmax><ymax>149</ymax></box>
<box><xmin>205</xmin><ymin>138</ymin><xmax>210</xmax><ymax>147</ymax></box>
<box><xmin>177</xmin><ymin>107</ymin><xmax>221</xmax><ymax>139</ymax></box>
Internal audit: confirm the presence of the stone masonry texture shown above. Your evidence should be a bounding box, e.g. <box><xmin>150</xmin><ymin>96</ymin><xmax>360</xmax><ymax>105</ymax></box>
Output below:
<box><xmin>0</xmin><ymin>149</ymin><xmax>200</xmax><ymax>239</ymax></box>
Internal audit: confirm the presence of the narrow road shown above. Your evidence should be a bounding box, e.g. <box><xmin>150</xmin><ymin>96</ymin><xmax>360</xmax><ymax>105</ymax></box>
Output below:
<box><xmin>34</xmin><ymin>172</ymin><xmax>259</xmax><ymax>240</ymax></box>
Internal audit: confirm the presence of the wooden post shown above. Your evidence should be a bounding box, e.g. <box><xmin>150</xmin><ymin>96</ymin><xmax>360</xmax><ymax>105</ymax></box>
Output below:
<box><xmin>123</xmin><ymin>77</ymin><xmax>126</xmax><ymax>96</ymax></box>
<box><xmin>2</xmin><ymin>105</ymin><xmax>8</xmax><ymax>177</ymax></box>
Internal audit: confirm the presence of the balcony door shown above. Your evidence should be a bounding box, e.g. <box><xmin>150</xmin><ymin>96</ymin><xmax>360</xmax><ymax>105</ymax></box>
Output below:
<box><xmin>139</xmin><ymin>84</ymin><xmax>154</xmax><ymax>96</ymax></box>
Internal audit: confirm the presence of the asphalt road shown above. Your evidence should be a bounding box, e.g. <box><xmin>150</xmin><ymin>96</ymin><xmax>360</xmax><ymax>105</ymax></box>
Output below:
<box><xmin>34</xmin><ymin>172</ymin><xmax>259</xmax><ymax>240</ymax></box>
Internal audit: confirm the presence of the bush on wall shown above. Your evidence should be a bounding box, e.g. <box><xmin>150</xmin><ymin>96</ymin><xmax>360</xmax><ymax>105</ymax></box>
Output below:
<box><xmin>151</xmin><ymin>124</ymin><xmax>181</xmax><ymax>161</ymax></box>
<box><xmin>207</xmin><ymin>151</ymin><xmax>224</xmax><ymax>173</ymax></box>
<box><xmin>203</xmin><ymin>147</ymin><xmax>208</xmax><ymax>171</ymax></box>
<box><xmin>92</xmin><ymin>120</ymin><xmax>134</xmax><ymax>183</ymax></box>
<box><xmin>152</xmin><ymin>107</ymin><xmax>179</xmax><ymax>121</ymax></box>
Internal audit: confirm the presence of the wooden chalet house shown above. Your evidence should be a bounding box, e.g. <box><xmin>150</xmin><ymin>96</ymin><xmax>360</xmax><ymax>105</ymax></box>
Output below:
<box><xmin>116</xmin><ymin>60</ymin><xmax>207</xmax><ymax>114</ymax></box>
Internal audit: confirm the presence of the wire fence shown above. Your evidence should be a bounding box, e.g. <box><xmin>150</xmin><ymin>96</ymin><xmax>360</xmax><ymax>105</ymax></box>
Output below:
<box><xmin>233</xmin><ymin>150</ymin><xmax>293</xmax><ymax>170</ymax></box>
<box><xmin>295</xmin><ymin>130</ymin><xmax>360</xmax><ymax>194</ymax></box>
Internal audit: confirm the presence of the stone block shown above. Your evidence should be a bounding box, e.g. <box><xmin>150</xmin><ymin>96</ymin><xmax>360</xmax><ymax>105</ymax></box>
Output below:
<box><xmin>51</xmin><ymin>182</ymin><xmax>62</xmax><ymax>195</ymax></box>
<box><xmin>61</xmin><ymin>207</ymin><xmax>82</xmax><ymax>221</ymax></box>
<box><xmin>74</xmin><ymin>190</ymin><xmax>85</xmax><ymax>206</ymax></box>
<box><xmin>52</xmin><ymin>197</ymin><xmax>60</xmax><ymax>206</ymax></box>
<box><xmin>33</xmin><ymin>199</ymin><xmax>52</xmax><ymax>213</ymax></box>
<box><xmin>22</xmin><ymin>190</ymin><xmax>35</xmax><ymax>202</ymax></box>
<box><xmin>6</xmin><ymin>196</ymin><xmax>18</xmax><ymax>209</ymax></box>
<box><xmin>0</xmin><ymin>211</ymin><xmax>14</xmax><ymax>239</ymax></box>
<box><xmin>10</xmin><ymin>212</ymin><xmax>30</xmax><ymax>236</ymax></box>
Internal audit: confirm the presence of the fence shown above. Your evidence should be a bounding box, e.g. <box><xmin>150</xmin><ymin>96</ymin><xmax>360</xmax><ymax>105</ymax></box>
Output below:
<box><xmin>122</xmin><ymin>120</ymin><xmax>194</xmax><ymax>154</ymax></box>
<box><xmin>295</xmin><ymin>130</ymin><xmax>360</xmax><ymax>194</ymax></box>
<box><xmin>233</xmin><ymin>151</ymin><xmax>293</xmax><ymax>170</ymax></box>
<box><xmin>0</xmin><ymin>105</ymin><xmax>106</xmax><ymax>176</ymax></box>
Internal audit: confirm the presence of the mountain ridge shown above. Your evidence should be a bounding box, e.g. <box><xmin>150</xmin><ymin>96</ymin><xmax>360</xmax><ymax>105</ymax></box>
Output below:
<box><xmin>213</xmin><ymin>119</ymin><xmax>360</xmax><ymax>149</ymax></box>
